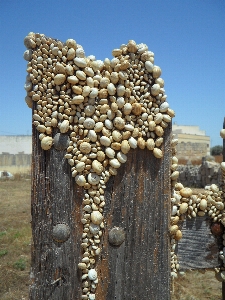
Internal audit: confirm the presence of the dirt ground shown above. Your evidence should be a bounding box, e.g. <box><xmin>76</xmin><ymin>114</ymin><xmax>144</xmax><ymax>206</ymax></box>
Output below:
<box><xmin>0</xmin><ymin>179</ymin><xmax>223</xmax><ymax>299</ymax></box>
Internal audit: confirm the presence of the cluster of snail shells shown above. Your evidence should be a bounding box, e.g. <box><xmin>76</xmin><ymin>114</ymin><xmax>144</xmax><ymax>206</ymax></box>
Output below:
<box><xmin>213</xmin><ymin>129</ymin><xmax>225</xmax><ymax>282</ymax></box>
<box><xmin>170</xmin><ymin>182</ymin><xmax>225</xmax><ymax>278</ymax></box>
<box><xmin>24</xmin><ymin>33</ymin><xmax>175</xmax><ymax>299</ymax></box>
<box><xmin>169</xmin><ymin>135</ymin><xmax>225</xmax><ymax>278</ymax></box>
<box><xmin>220</xmin><ymin>129</ymin><xmax>225</xmax><ymax>192</ymax></box>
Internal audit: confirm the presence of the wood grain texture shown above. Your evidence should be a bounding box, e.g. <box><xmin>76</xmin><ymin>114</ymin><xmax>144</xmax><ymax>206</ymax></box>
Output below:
<box><xmin>30</xmin><ymin>126</ymin><xmax>84</xmax><ymax>300</ymax></box>
<box><xmin>30</xmin><ymin>123</ymin><xmax>171</xmax><ymax>299</ymax></box>
<box><xmin>96</xmin><ymin>125</ymin><xmax>171</xmax><ymax>300</ymax></box>
<box><xmin>176</xmin><ymin>215</ymin><xmax>222</xmax><ymax>270</ymax></box>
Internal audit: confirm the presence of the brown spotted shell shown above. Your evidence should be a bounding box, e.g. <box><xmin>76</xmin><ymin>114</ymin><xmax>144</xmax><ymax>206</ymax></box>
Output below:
<box><xmin>132</xmin><ymin>103</ymin><xmax>142</xmax><ymax>115</ymax></box>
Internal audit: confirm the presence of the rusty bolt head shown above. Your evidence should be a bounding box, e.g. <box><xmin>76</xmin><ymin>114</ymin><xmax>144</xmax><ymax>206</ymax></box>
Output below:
<box><xmin>54</xmin><ymin>133</ymin><xmax>69</xmax><ymax>150</ymax></box>
<box><xmin>108</xmin><ymin>227</ymin><xmax>125</xmax><ymax>246</ymax></box>
<box><xmin>52</xmin><ymin>223</ymin><xmax>70</xmax><ymax>243</ymax></box>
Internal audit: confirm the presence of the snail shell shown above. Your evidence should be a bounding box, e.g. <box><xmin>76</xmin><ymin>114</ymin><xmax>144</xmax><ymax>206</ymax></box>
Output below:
<box><xmin>131</xmin><ymin>103</ymin><xmax>142</xmax><ymax>115</ymax></box>
<box><xmin>117</xmin><ymin>152</ymin><xmax>127</xmax><ymax>163</ymax></box>
<box><xmin>145</xmin><ymin>61</ymin><xmax>153</xmax><ymax>73</ymax></box>
<box><xmin>74</xmin><ymin>57</ymin><xmax>87</xmax><ymax>68</ymax></box>
<box><xmin>113</xmin><ymin>117</ymin><xmax>125</xmax><ymax>130</ymax></box>
<box><xmin>41</xmin><ymin>136</ymin><xmax>53</xmax><ymax>150</ymax></box>
<box><xmin>160</xmin><ymin>102</ymin><xmax>169</xmax><ymax>113</ymax></box>
<box><xmin>88</xmin><ymin>173</ymin><xmax>100</xmax><ymax>185</ymax></box>
<box><xmin>109</xmin><ymin>158</ymin><xmax>121</xmax><ymax>169</ymax></box>
<box><xmin>128</xmin><ymin>137</ymin><xmax>137</xmax><ymax>149</ymax></box>
<box><xmin>75</xmin><ymin>162</ymin><xmax>86</xmax><ymax>172</ymax></box>
<box><xmin>80</xmin><ymin>142</ymin><xmax>91</xmax><ymax>154</ymax></box>
<box><xmin>221</xmin><ymin>162</ymin><xmax>225</xmax><ymax>172</ymax></box>
<box><xmin>123</xmin><ymin>103</ymin><xmax>132</xmax><ymax>115</ymax></box>
<box><xmin>75</xmin><ymin>175</ymin><xmax>86</xmax><ymax>186</ymax></box>
<box><xmin>92</xmin><ymin>160</ymin><xmax>103</xmax><ymax>175</ymax></box>
<box><xmin>54</xmin><ymin>74</ymin><xmax>66</xmax><ymax>85</ymax></box>
<box><xmin>127</xmin><ymin>40</ymin><xmax>138</xmax><ymax>53</ymax></box>
<box><xmin>67</xmin><ymin>75</ymin><xmax>79</xmax><ymax>84</ymax></box>
<box><xmin>88</xmin><ymin>269</ymin><xmax>98</xmax><ymax>281</ymax></box>
<box><xmin>174</xmin><ymin>230</ymin><xmax>182</xmax><ymax>241</ymax></box>
<box><xmin>170</xmin><ymin>171</ymin><xmax>179</xmax><ymax>180</ymax></box>
<box><xmin>151</xmin><ymin>84</ymin><xmax>161</xmax><ymax>96</ymax></box>
<box><xmin>146</xmin><ymin>138</ymin><xmax>155</xmax><ymax>151</ymax></box>
<box><xmin>105</xmin><ymin>147</ymin><xmax>115</xmax><ymax>158</ymax></box>
<box><xmin>170</xmin><ymin>225</ymin><xmax>178</xmax><ymax>234</ymax></box>
<box><xmin>152</xmin><ymin>66</ymin><xmax>162</xmax><ymax>78</ymax></box>
<box><xmin>76</xmin><ymin>47</ymin><xmax>85</xmax><ymax>58</ymax></box>
<box><xmin>83</xmin><ymin>118</ymin><xmax>95</xmax><ymax>129</ymax></box>
<box><xmin>89</xmin><ymin>223</ymin><xmax>100</xmax><ymax>235</ymax></box>
<box><xmin>112</xmin><ymin>48</ymin><xmax>122</xmax><ymax>57</ymax></box>
<box><xmin>107</xmin><ymin>83</ymin><xmax>116</xmax><ymax>95</ymax></box>
<box><xmin>137</xmin><ymin>137</ymin><xmax>146</xmax><ymax>149</ymax></box>
<box><xmin>76</xmin><ymin>70</ymin><xmax>86</xmax><ymax>80</ymax></box>
<box><xmin>179</xmin><ymin>203</ymin><xmax>188</xmax><ymax>214</ymax></box>
<box><xmin>121</xmin><ymin>140</ymin><xmax>130</xmax><ymax>154</ymax></box>
<box><xmin>112</xmin><ymin>130</ymin><xmax>122</xmax><ymax>142</ymax></box>
<box><xmin>100</xmin><ymin>136</ymin><xmax>111</xmax><ymax>147</ymax></box>
<box><xmin>23</xmin><ymin>49</ymin><xmax>32</xmax><ymax>61</ymax></box>
<box><xmin>91</xmin><ymin>211</ymin><xmax>103</xmax><ymax>225</ymax></box>
<box><xmin>180</xmin><ymin>188</ymin><xmax>192</xmax><ymax>198</ymax></box>
<box><xmin>220</xmin><ymin>129</ymin><xmax>225</xmax><ymax>139</ymax></box>
<box><xmin>153</xmin><ymin>148</ymin><xmax>163</xmax><ymax>159</ymax></box>
<box><xmin>60</xmin><ymin>120</ymin><xmax>70</xmax><ymax>133</ymax></box>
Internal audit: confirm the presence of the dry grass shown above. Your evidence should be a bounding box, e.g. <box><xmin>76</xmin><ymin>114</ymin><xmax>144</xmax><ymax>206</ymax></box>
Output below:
<box><xmin>0</xmin><ymin>180</ymin><xmax>223</xmax><ymax>299</ymax></box>
<box><xmin>171</xmin><ymin>270</ymin><xmax>222</xmax><ymax>300</ymax></box>
<box><xmin>0</xmin><ymin>179</ymin><xmax>31</xmax><ymax>300</ymax></box>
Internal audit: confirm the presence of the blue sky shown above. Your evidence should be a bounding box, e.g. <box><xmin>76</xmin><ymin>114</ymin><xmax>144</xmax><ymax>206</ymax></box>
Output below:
<box><xmin>0</xmin><ymin>0</ymin><xmax>224</xmax><ymax>146</ymax></box>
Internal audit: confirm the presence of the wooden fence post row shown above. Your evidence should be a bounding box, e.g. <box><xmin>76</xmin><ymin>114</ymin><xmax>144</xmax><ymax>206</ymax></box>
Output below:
<box><xmin>23</xmin><ymin>32</ymin><xmax>225</xmax><ymax>299</ymax></box>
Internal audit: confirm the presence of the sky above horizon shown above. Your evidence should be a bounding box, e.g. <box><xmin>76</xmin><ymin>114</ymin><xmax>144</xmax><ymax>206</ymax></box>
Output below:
<box><xmin>0</xmin><ymin>0</ymin><xmax>224</xmax><ymax>147</ymax></box>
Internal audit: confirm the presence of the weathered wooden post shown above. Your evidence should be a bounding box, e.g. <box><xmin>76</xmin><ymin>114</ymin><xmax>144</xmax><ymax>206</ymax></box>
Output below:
<box><xmin>30</xmin><ymin>126</ymin><xmax>171</xmax><ymax>299</ymax></box>
<box><xmin>24</xmin><ymin>31</ymin><xmax>225</xmax><ymax>299</ymax></box>
<box><xmin>24</xmin><ymin>33</ymin><xmax>173</xmax><ymax>299</ymax></box>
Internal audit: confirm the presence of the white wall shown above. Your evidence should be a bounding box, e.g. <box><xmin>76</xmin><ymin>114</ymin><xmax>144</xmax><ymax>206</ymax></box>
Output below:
<box><xmin>0</xmin><ymin>135</ymin><xmax>32</xmax><ymax>154</ymax></box>
<box><xmin>173</xmin><ymin>125</ymin><xmax>206</xmax><ymax>136</ymax></box>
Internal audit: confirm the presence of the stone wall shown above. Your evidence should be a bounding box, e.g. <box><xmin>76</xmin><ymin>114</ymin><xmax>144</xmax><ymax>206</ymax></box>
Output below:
<box><xmin>178</xmin><ymin>160</ymin><xmax>222</xmax><ymax>188</ymax></box>
<box><xmin>177</xmin><ymin>141</ymin><xmax>207</xmax><ymax>158</ymax></box>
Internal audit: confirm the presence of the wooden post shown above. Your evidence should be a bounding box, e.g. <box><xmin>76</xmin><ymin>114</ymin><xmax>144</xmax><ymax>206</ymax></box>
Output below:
<box><xmin>24</xmin><ymin>30</ymin><xmax>224</xmax><ymax>299</ymax></box>
<box><xmin>30</xmin><ymin>123</ymin><xmax>171</xmax><ymax>299</ymax></box>
<box><xmin>176</xmin><ymin>215</ymin><xmax>222</xmax><ymax>270</ymax></box>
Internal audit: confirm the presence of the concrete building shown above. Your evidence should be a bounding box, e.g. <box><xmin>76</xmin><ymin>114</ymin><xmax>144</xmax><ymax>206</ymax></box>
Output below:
<box><xmin>172</xmin><ymin>125</ymin><xmax>210</xmax><ymax>163</ymax></box>
<box><xmin>0</xmin><ymin>135</ymin><xmax>32</xmax><ymax>173</ymax></box>
<box><xmin>0</xmin><ymin>135</ymin><xmax>32</xmax><ymax>154</ymax></box>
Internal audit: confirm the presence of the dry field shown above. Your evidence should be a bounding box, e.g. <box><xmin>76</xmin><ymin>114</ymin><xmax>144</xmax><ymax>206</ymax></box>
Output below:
<box><xmin>0</xmin><ymin>179</ymin><xmax>223</xmax><ymax>299</ymax></box>
<box><xmin>0</xmin><ymin>178</ymin><xmax>31</xmax><ymax>300</ymax></box>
